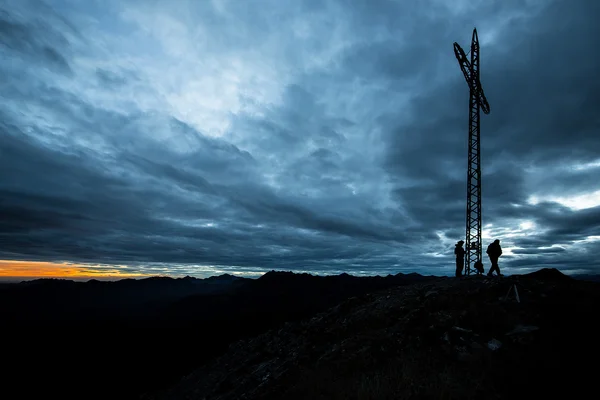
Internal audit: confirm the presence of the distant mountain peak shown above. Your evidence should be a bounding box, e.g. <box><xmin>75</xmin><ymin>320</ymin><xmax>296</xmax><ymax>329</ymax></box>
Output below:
<box><xmin>205</xmin><ymin>273</ymin><xmax>241</xmax><ymax>281</ymax></box>
<box><xmin>20</xmin><ymin>278</ymin><xmax>76</xmax><ymax>286</ymax></box>
<box><xmin>258</xmin><ymin>270</ymin><xmax>298</xmax><ymax>280</ymax></box>
<box><xmin>523</xmin><ymin>268</ymin><xmax>571</xmax><ymax>281</ymax></box>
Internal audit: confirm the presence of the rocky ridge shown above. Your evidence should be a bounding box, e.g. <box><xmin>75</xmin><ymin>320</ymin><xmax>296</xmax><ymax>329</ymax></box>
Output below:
<box><xmin>148</xmin><ymin>269</ymin><xmax>599</xmax><ymax>400</ymax></box>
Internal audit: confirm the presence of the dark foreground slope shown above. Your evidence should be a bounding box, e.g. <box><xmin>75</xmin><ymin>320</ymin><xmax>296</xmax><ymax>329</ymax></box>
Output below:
<box><xmin>0</xmin><ymin>271</ymin><xmax>434</xmax><ymax>400</ymax></box>
<box><xmin>149</xmin><ymin>268</ymin><xmax>600</xmax><ymax>400</ymax></box>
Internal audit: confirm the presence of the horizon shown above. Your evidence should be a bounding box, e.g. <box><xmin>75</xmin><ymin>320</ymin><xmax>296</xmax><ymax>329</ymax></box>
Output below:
<box><xmin>0</xmin><ymin>265</ymin><xmax>593</xmax><ymax>284</ymax></box>
<box><xmin>2</xmin><ymin>0</ymin><xmax>599</xmax><ymax>279</ymax></box>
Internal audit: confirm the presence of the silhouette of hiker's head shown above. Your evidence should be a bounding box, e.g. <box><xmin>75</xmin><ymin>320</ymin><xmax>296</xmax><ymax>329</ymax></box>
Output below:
<box><xmin>457</xmin><ymin>240</ymin><xmax>464</xmax><ymax>246</ymax></box>
<box><xmin>494</xmin><ymin>239</ymin><xmax>500</xmax><ymax>244</ymax></box>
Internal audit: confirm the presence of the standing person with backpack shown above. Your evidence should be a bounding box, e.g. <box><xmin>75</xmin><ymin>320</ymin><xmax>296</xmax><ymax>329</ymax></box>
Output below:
<box><xmin>486</xmin><ymin>239</ymin><xmax>503</xmax><ymax>276</ymax></box>
<box><xmin>454</xmin><ymin>240</ymin><xmax>465</xmax><ymax>277</ymax></box>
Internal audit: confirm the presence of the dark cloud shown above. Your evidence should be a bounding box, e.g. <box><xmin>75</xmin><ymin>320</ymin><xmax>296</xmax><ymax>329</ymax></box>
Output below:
<box><xmin>0</xmin><ymin>1</ymin><xmax>76</xmax><ymax>75</ymax></box>
<box><xmin>1</xmin><ymin>0</ymin><xmax>599</xmax><ymax>276</ymax></box>
<box><xmin>512</xmin><ymin>247</ymin><xmax>566</xmax><ymax>255</ymax></box>
<box><xmin>481</xmin><ymin>0</ymin><xmax>600</xmax><ymax>164</ymax></box>
<box><xmin>0</xmin><ymin>83</ymin><xmax>410</xmax><ymax>271</ymax></box>
<box><xmin>95</xmin><ymin>68</ymin><xmax>129</xmax><ymax>87</ymax></box>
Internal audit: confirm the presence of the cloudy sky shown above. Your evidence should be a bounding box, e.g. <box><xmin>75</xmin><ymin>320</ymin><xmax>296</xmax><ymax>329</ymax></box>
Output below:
<box><xmin>1</xmin><ymin>0</ymin><xmax>599</xmax><ymax>279</ymax></box>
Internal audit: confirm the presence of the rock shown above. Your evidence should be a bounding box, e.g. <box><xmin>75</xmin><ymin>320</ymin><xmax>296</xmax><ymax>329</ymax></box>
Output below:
<box><xmin>471</xmin><ymin>342</ymin><xmax>484</xmax><ymax>351</ymax></box>
<box><xmin>487</xmin><ymin>338</ymin><xmax>502</xmax><ymax>351</ymax></box>
<box><xmin>434</xmin><ymin>310</ymin><xmax>453</xmax><ymax>324</ymax></box>
<box><xmin>452</xmin><ymin>326</ymin><xmax>473</xmax><ymax>333</ymax></box>
<box><xmin>506</xmin><ymin>325</ymin><xmax>539</xmax><ymax>335</ymax></box>
<box><xmin>442</xmin><ymin>332</ymin><xmax>451</xmax><ymax>343</ymax></box>
<box><xmin>455</xmin><ymin>345</ymin><xmax>472</xmax><ymax>362</ymax></box>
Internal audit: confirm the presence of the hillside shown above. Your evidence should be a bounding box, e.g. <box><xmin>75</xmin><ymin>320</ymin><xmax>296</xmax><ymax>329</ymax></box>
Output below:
<box><xmin>148</xmin><ymin>268</ymin><xmax>599</xmax><ymax>400</ymax></box>
<box><xmin>0</xmin><ymin>270</ymin><xmax>436</xmax><ymax>399</ymax></box>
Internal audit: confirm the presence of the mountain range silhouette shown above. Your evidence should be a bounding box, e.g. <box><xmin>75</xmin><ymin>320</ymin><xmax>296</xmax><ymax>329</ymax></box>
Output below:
<box><xmin>1</xmin><ymin>269</ymin><xmax>598</xmax><ymax>399</ymax></box>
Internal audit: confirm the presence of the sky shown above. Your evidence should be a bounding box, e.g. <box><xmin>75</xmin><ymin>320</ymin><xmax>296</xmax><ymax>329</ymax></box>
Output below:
<box><xmin>1</xmin><ymin>0</ymin><xmax>599</xmax><ymax>280</ymax></box>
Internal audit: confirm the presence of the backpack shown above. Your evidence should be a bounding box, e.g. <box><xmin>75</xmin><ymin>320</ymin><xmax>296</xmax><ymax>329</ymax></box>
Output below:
<box><xmin>474</xmin><ymin>260</ymin><xmax>484</xmax><ymax>274</ymax></box>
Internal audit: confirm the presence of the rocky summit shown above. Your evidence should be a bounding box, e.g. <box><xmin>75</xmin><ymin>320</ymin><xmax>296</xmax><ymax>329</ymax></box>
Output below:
<box><xmin>147</xmin><ymin>269</ymin><xmax>599</xmax><ymax>400</ymax></box>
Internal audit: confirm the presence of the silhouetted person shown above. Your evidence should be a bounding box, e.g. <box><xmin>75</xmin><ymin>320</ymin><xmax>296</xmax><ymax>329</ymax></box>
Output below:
<box><xmin>486</xmin><ymin>239</ymin><xmax>503</xmax><ymax>276</ymax></box>
<box><xmin>455</xmin><ymin>240</ymin><xmax>465</xmax><ymax>277</ymax></box>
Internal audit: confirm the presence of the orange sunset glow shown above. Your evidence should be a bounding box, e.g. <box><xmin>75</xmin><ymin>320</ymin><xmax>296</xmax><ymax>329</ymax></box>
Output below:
<box><xmin>0</xmin><ymin>260</ymin><xmax>151</xmax><ymax>280</ymax></box>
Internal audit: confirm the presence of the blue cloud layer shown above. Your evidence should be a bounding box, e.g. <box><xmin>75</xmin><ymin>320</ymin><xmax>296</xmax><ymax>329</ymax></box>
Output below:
<box><xmin>1</xmin><ymin>0</ymin><xmax>599</xmax><ymax>276</ymax></box>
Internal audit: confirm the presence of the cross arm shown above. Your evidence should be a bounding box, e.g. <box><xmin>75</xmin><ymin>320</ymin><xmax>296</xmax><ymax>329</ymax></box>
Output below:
<box><xmin>453</xmin><ymin>42</ymin><xmax>490</xmax><ymax>115</ymax></box>
<box><xmin>478</xmin><ymin>83</ymin><xmax>490</xmax><ymax>115</ymax></box>
<box><xmin>453</xmin><ymin>42</ymin><xmax>472</xmax><ymax>85</ymax></box>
